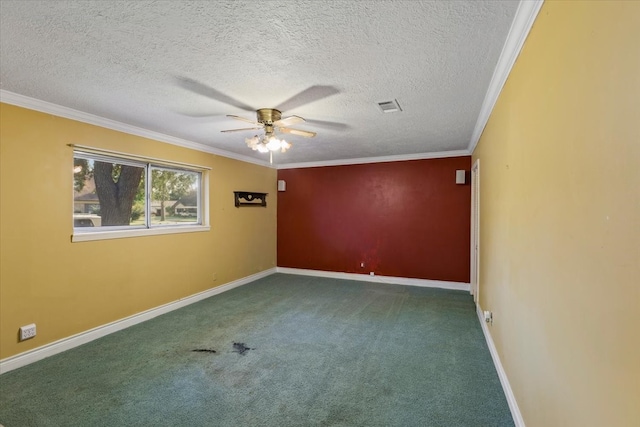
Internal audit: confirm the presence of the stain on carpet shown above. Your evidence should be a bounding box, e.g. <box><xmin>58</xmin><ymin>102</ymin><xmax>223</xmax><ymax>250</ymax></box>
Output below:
<box><xmin>232</xmin><ymin>342</ymin><xmax>254</xmax><ymax>355</ymax></box>
<box><xmin>192</xmin><ymin>349</ymin><xmax>217</xmax><ymax>354</ymax></box>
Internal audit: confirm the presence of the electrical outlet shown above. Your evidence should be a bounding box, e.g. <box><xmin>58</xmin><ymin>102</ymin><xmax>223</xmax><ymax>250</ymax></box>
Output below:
<box><xmin>483</xmin><ymin>311</ymin><xmax>493</xmax><ymax>325</ymax></box>
<box><xmin>19</xmin><ymin>324</ymin><xmax>36</xmax><ymax>341</ymax></box>
<box><xmin>360</xmin><ymin>262</ymin><xmax>364</xmax><ymax>268</ymax></box>
<box><xmin>212</xmin><ymin>272</ymin><xmax>217</xmax><ymax>281</ymax></box>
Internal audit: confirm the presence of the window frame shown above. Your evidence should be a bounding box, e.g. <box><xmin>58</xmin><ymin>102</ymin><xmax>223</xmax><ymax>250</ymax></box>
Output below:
<box><xmin>71</xmin><ymin>146</ymin><xmax>210</xmax><ymax>243</ymax></box>
<box><xmin>147</xmin><ymin>164</ymin><xmax>203</xmax><ymax>228</ymax></box>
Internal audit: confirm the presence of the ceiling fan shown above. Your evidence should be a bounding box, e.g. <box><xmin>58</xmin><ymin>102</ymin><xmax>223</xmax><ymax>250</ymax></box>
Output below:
<box><xmin>222</xmin><ymin>108</ymin><xmax>316</xmax><ymax>162</ymax></box>
<box><xmin>176</xmin><ymin>78</ymin><xmax>346</xmax><ymax>163</ymax></box>
<box><xmin>223</xmin><ymin>108</ymin><xmax>317</xmax><ymax>138</ymax></box>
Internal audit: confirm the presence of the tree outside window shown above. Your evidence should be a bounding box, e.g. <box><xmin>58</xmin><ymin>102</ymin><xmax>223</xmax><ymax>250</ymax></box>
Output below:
<box><xmin>73</xmin><ymin>152</ymin><xmax>202</xmax><ymax>230</ymax></box>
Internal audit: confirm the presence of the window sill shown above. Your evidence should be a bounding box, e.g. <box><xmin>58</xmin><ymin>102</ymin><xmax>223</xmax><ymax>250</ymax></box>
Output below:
<box><xmin>71</xmin><ymin>225</ymin><xmax>210</xmax><ymax>242</ymax></box>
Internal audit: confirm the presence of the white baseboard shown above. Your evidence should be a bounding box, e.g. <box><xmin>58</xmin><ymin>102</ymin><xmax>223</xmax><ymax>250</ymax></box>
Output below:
<box><xmin>476</xmin><ymin>304</ymin><xmax>525</xmax><ymax>427</ymax></box>
<box><xmin>0</xmin><ymin>268</ymin><xmax>276</xmax><ymax>375</ymax></box>
<box><xmin>276</xmin><ymin>267</ymin><xmax>470</xmax><ymax>291</ymax></box>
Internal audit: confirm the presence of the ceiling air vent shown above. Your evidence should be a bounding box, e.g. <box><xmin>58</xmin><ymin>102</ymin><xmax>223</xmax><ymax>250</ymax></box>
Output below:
<box><xmin>377</xmin><ymin>99</ymin><xmax>402</xmax><ymax>113</ymax></box>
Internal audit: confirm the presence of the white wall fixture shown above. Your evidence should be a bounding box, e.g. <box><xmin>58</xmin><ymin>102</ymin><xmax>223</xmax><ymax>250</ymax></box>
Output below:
<box><xmin>484</xmin><ymin>310</ymin><xmax>493</xmax><ymax>324</ymax></box>
<box><xmin>456</xmin><ymin>169</ymin><xmax>466</xmax><ymax>184</ymax></box>
<box><xmin>277</xmin><ymin>180</ymin><xmax>286</xmax><ymax>192</ymax></box>
<box><xmin>19</xmin><ymin>324</ymin><xmax>36</xmax><ymax>341</ymax></box>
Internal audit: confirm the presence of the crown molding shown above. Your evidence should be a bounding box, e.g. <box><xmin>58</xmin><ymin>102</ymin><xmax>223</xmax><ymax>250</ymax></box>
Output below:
<box><xmin>0</xmin><ymin>89</ymin><xmax>467</xmax><ymax>170</ymax></box>
<box><xmin>276</xmin><ymin>149</ymin><xmax>471</xmax><ymax>170</ymax></box>
<box><xmin>0</xmin><ymin>90</ymin><xmax>273</xmax><ymax>168</ymax></box>
<box><xmin>1</xmin><ymin>2</ymin><xmax>544</xmax><ymax>170</ymax></box>
<box><xmin>468</xmin><ymin>0</ymin><xmax>544</xmax><ymax>154</ymax></box>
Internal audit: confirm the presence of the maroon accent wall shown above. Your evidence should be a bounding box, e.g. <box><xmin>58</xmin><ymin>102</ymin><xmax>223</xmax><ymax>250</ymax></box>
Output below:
<box><xmin>277</xmin><ymin>157</ymin><xmax>472</xmax><ymax>283</ymax></box>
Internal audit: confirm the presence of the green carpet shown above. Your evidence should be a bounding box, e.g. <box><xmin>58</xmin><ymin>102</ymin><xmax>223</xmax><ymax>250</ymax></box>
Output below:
<box><xmin>0</xmin><ymin>274</ymin><xmax>513</xmax><ymax>426</ymax></box>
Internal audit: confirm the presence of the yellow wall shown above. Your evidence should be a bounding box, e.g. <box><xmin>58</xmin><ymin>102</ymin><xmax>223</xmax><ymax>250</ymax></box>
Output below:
<box><xmin>473</xmin><ymin>1</ymin><xmax>639</xmax><ymax>426</ymax></box>
<box><xmin>0</xmin><ymin>103</ymin><xmax>277</xmax><ymax>359</ymax></box>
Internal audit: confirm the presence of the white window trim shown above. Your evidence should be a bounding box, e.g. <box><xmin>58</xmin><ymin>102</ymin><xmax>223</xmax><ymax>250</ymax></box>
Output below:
<box><xmin>71</xmin><ymin>224</ymin><xmax>211</xmax><ymax>242</ymax></box>
<box><xmin>71</xmin><ymin>144</ymin><xmax>213</xmax><ymax>171</ymax></box>
<box><xmin>71</xmin><ymin>145</ymin><xmax>210</xmax><ymax>242</ymax></box>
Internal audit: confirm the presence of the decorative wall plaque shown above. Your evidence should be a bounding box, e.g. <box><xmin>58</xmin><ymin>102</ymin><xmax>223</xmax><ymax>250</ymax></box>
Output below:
<box><xmin>234</xmin><ymin>191</ymin><xmax>267</xmax><ymax>207</ymax></box>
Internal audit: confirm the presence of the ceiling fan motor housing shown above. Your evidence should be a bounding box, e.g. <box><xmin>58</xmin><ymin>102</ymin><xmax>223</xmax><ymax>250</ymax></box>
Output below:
<box><xmin>256</xmin><ymin>108</ymin><xmax>282</xmax><ymax>125</ymax></box>
<box><xmin>223</xmin><ymin>108</ymin><xmax>315</xmax><ymax>139</ymax></box>
<box><xmin>257</xmin><ymin>108</ymin><xmax>281</xmax><ymax>135</ymax></box>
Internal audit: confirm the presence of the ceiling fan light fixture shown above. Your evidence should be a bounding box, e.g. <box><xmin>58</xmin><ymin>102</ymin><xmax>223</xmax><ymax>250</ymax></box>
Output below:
<box><xmin>233</xmin><ymin>108</ymin><xmax>314</xmax><ymax>159</ymax></box>
<box><xmin>266</xmin><ymin>135</ymin><xmax>282</xmax><ymax>151</ymax></box>
<box><xmin>280</xmin><ymin>140</ymin><xmax>292</xmax><ymax>153</ymax></box>
<box><xmin>246</xmin><ymin>133</ymin><xmax>291</xmax><ymax>154</ymax></box>
<box><xmin>266</xmin><ymin>135</ymin><xmax>291</xmax><ymax>153</ymax></box>
<box><xmin>246</xmin><ymin>135</ymin><xmax>266</xmax><ymax>152</ymax></box>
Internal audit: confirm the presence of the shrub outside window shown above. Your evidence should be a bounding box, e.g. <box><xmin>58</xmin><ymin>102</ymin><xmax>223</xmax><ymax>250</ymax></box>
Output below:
<box><xmin>73</xmin><ymin>150</ymin><xmax>204</xmax><ymax>236</ymax></box>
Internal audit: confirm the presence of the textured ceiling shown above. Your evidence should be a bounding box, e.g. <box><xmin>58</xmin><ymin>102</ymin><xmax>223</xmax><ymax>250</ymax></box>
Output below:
<box><xmin>0</xmin><ymin>0</ymin><xmax>520</xmax><ymax>166</ymax></box>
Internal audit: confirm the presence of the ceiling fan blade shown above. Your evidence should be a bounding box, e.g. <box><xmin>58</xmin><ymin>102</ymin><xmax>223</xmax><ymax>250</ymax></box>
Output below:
<box><xmin>221</xmin><ymin>127</ymin><xmax>263</xmax><ymax>133</ymax></box>
<box><xmin>278</xmin><ymin>127</ymin><xmax>317</xmax><ymax>138</ymax></box>
<box><xmin>273</xmin><ymin>115</ymin><xmax>305</xmax><ymax>127</ymax></box>
<box><xmin>275</xmin><ymin>85</ymin><xmax>340</xmax><ymax>112</ymax></box>
<box><xmin>305</xmin><ymin>118</ymin><xmax>351</xmax><ymax>130</ymax></box>
<box><xmin>227</xmin><ymin>115</ymin><xmax>260</xmax><ymax>125</ymax></box>
<box><xmin>175</xmin><ymin>112</ymin><xmax>225</xmax><ymax>122</ymax></box>
<box><xmin>176</xmin><ymin>77</ymin><xmax>255</xmax><ymax>112</ymax></box>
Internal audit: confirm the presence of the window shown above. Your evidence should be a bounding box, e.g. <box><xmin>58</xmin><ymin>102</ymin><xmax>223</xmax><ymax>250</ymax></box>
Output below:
<box><xmin>73</xmin><ymin>148</ymin><xmax>208</xmax><ymax>242</ymax></box>
<box><xmin>149</xmin><ymin>166</ymin><xmax>200</xmax><ymax>225</ymax></box>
